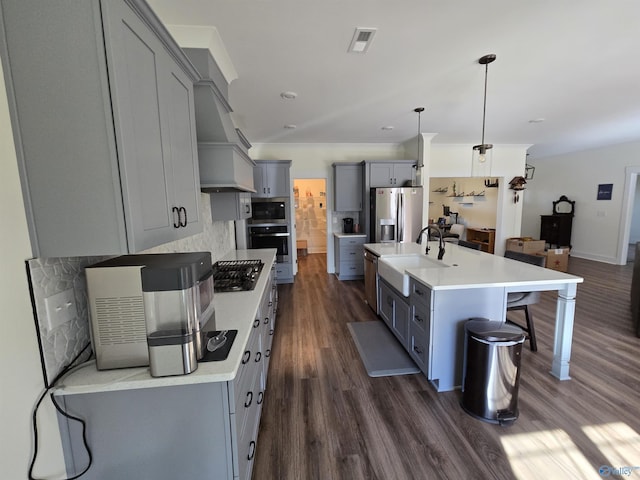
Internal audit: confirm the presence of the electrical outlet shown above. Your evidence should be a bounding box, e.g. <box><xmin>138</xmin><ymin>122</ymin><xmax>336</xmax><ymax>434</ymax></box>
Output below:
<box><xmin>44</xmin><ymin>289</ymin><xmax>77</xmax><ymax>331</ymax></box>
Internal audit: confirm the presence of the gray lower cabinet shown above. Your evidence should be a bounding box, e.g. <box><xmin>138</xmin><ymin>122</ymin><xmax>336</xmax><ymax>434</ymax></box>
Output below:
<box><xmin>274</xmin><ymin>262</ymin><xmax>294</xmax><ymax>284</ymax></box>
<box><xmin>409</xmin><ymin>280</ymin><xmax>432</xmax><ymax>373</ymax></box>
<box><xmin>0</xmin><ymin>0</ymin><xmax>202</xmax><ymax>257</ymax></box>
<box><xmin>378</xmin><ymin>278</ymin><xmax>410</xmax><ymax>348</ymax></box>
<box><xmin>57</xmin><ymin>269</ymin><xmax>277</xmax><ymax>480</ymax></box>
<box><xmin>334</xmin><ymin>235</ymin><xmax>366</xmax><ymax>280</ymax></box>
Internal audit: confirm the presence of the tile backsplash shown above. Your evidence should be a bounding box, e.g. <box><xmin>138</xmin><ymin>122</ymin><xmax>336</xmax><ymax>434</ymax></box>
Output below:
<box><xmin>28</xmin><ymin>192</ymin><xmax>236</xmax><ymax>386</ymax></box>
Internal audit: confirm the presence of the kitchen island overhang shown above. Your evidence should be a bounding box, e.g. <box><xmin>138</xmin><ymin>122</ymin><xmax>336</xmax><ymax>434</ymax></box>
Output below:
<box><xmin>365</xmin><ymin>242</ymin><xmax>584</xmax><ymax>385</ymax></box>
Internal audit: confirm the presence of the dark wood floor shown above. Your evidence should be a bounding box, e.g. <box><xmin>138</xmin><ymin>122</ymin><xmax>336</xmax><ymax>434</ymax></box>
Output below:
<box><xmin>253</xmin><ymin>254</ymin><xmax>639</xmax><ymax>480</ymax></box>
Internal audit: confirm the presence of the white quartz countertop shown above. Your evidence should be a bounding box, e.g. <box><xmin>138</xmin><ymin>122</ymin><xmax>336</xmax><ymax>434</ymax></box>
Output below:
<box><xmin>334</xmin><ymin>233</ymin><xmax>366</xmax><ymax>238</ymax></box>
<box><xmin>367</xmin><ymin>242</ymin><xmax>583</xmax><ymax>291</ymax></box>
<box><xmin>54</xmin><ymin>249</ymin><xmax>277</xmax><ymax>396</ymax></box>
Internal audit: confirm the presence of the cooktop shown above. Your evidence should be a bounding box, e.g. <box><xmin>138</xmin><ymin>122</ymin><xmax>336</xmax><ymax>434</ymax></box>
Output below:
<box><xmin>213</xmin><ymin>259</ymin><xmax>264</xmax><ymax>292</ymax></box>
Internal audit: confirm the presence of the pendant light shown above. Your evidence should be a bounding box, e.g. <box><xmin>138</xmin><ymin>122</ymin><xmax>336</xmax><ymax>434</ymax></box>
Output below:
<box><xmin>471</xmin><ymin>54</ymin><xmax>496</xmax><ymax>177</ymax></box>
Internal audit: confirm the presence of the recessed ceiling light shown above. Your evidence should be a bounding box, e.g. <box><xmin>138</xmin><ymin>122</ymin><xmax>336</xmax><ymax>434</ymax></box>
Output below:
<box><xmin>529</xmin><ymin>118</ymin><xmax>545</xmax><ymax>123</ymax></box>
<box><xmin>280</xmin><ymin>91</ymin><xmax>297</xmax><ymax>100</ymax></box>
<box><xmin>381</xmin><ymin>126</ymin><xmax>394</xmax><ymax>131</ymax></box>
<box><xmin>284</xmin><ymin>124</ymin><xmax>297</xmax><ymax>129</ymax></box>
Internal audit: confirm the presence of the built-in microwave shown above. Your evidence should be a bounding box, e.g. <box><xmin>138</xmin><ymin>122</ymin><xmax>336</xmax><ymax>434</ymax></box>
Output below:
<box><xmin>249</xmin><ymin>197</ymin><xmax>288</xmax><ymax>224</ymax></box>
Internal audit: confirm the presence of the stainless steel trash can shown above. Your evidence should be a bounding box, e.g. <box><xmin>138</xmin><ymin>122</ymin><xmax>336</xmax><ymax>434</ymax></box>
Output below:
<box><xmin>461</xmin><ymin>318</ymin><xmax>525</xmax><ymax>426</ymax></box>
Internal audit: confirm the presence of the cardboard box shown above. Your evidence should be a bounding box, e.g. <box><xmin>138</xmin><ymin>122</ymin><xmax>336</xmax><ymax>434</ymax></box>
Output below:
<box><xmin>506</xmin><ymin>237</ymin><xmax>546</xmax><ymax>255</ymax></box>
<box><xmin>539</xmin><ymin>248</ymin><xmax>570</xmax><ymax>272</ymax></box>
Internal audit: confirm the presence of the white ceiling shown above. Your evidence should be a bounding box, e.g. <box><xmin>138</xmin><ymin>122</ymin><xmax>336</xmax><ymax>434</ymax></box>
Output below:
<box><xmin>148</xmin><ymin>0</ymin><xmax>640</xmax><ymax>159</ymax></box>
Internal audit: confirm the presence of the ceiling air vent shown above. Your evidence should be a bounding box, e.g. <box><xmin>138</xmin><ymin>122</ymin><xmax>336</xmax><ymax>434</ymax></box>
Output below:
<box><xmin>348</xmin><ymin>27</ymin><xmax>377</xmax><ymax>53</ymax></box>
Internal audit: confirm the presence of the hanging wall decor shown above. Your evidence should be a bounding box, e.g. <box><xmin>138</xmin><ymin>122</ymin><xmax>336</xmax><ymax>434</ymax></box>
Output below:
<box><xmin>597</xmin><ymin>183</ymin><xmax>613</xmax><ymax>200</ymax></box>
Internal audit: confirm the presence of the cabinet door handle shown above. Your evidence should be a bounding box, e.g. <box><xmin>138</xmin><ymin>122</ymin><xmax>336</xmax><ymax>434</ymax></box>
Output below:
<box><xmin>269</xmin><ymin>329</ymin><xmax>274</xmax><ymax>336</ymax></box>
<box><xmin>244</xmin><ymin>391</ymin><xmax>253</xmax><ymax>408</ymax></box>
<box><xmin>414</xmin><ymin>314</ymin><xmax>424</xmax><ymax>323</ymax></box>
<box><xmin>254</xmin><ymin>319</ymin><xmax>260</xmax><ymax>328</ymax></box>
<box><xmin>242</xmin><ymin>350</ymin><xmax>251</xmax><ymax>364</ymax></box>
<box><xmin>172</xmin><ymin>207</ymin><xmax>180</xmax><ymax>228</ymax></box>
<box><xmin>414</xmin><ymin>345</ymin><xmax>423</xmax><ymax>354</ymax></box>
<box><xmin>257</xmin><ymin>391</ymin><xmax>264</xmax><ymax>405</ymax></box>
<box><xmin>264</xmin><ymin>317</ymin><xmax>269</xmax><ymax>324</ymax></box>
<box><xmin>414</xmin><ymin>288</ymin><xmax>425</xmax><ymax>297</ymax></box>
<box><xmin>248</xmin><ymin>441</ymin><xmax>256</xmax><ymax>461</ymax></box>
<box><xmin>245</xmin><ymin>204</ymin><xmax>251</xmax><ymax>214</ymax></box>
<box><xmin>255</xmin><ymin>351</ymin><xmax>262</xmax><ymax>362</ymax></box>
<box><xmin>181</xmin><ymin>207</ymin><xmax>188</xmax><ymax>227</ymax></box>
<box><xmin>266</xmin><ymin>348</ymin><xmax>271</xmax><ymax>358</ymax></box>
<box><xmin>268</xmin><ymin>187</ymin><xmax>271</xmax><ymax>194</ymax></box>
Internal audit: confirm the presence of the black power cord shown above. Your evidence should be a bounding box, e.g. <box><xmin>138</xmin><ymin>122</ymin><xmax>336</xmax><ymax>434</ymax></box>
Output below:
<box><xmin>28</xmin><ymin>342</ymin><xmax>93</xmax><ymax>480</ymax></box>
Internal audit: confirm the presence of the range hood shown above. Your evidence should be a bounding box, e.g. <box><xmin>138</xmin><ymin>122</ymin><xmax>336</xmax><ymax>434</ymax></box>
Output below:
<box><xmin>184</xmin><ymin>48</ymin><xmax>256</xmax><ymax>193</ymax></box>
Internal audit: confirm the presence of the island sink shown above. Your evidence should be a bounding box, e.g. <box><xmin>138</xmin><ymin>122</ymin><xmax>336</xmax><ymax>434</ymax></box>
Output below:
<box><xmin>378</xmin><ymin>254</ymin><xmax>448</xmax><ymax>296</ymax></box>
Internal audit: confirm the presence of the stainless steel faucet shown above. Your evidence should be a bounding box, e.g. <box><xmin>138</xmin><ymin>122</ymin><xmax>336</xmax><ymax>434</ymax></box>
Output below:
<box><xmin>416</xmin><ymin>225</ymin><xmax>446</xmax><ymax>260</ymax></box>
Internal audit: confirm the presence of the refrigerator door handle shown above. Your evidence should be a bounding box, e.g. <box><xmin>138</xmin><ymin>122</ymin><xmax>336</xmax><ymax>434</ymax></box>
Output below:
<box><xmin>398</xmin><ymin>193</ymin><xmax>404</xmax><ymax>241</ymax></box>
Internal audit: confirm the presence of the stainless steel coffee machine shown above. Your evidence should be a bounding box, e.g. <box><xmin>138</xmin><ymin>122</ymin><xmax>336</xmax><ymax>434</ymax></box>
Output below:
<box><xmin>86</xmin><ymin>252</ymin><xmax>215</xmax><ymax>373</ymax></box>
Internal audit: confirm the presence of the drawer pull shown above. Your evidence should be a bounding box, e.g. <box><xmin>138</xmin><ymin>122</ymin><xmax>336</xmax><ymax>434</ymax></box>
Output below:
<box><xmin>264</xmin><ymin>317</ymin><xmax>269</xmax><ymax>324</ymax></box>
<box><xmin>265</xmin><ymin>348</ymin><xmax>271</xmax><ymax>358</ymax></box>
<box><xmin>248</xmin><ymin>441</ymin><xmax>256</xmax><ymax>460</ymax></box>
<box><xmin>257</xmin><ymin>391</ymin><xmax>264</xmax><ymax>405</ymax></box>
<box><xmin>255</xmin><ymin>351</ymin><xmax>262</xmax><ymax>362</ymax></box>
<box><xmin>269</xmin><ymin>329</ymin><xmax>274</xmax><ymax>336</ymax></box>
<box><xmin>414</xmin><ymin>288</ymin><xmax>425</xmax><ymax>296</ymax></box>
<box><xmin>244</xmin><ymin>391</ymin><xmax>253</xmax><ymax>408</ymax></box>
<box><xmin>254</xmin><ymin>319</ymin><xmax>260</xmax><ymax>328</ymax></box>
<box><xmin>414</xmin><ymin>345</ymin><xmax>423</xmax><ymax>355</ymax></box>
<box><xmin>242</xmin><ymin>351</ymin><xmax>251</xmax><ymax>364</ymax></box>
<box><xmin>414</xmin><ymin>315</ymin><xmax>424</xmax><ymax>323</ymax></box>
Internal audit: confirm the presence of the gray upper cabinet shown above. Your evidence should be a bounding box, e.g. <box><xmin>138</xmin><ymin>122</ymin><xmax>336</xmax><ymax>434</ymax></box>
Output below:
<box><xmin>253</xmin><ymin>161</ymin><xmax>291</xmax><ymax>198</ymax></box>
<box><xmin>0</xmin><ymin>0</ymin><xmax>201</xmax><ymax>257</ymax></box>
<box><xmin>210</xmin><ymin>191</ymin><xmax>252</xmax><ymax>221</ymax></box>
<box><xmin>333</xmin><ymin>163</ymin><xmax>363</xmax><ymax>211</ymax></box>
<box><xmin>369</xmin><ymin>162</ymin><xmax>416</xmax><ymax>187</ymax></box>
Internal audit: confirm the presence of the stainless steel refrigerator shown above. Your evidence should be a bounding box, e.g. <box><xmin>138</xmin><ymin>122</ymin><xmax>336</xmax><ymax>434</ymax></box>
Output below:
<box><xmin>370</xmin><ymin>187</ymin><xmax>424</xmax><ymax>243</ymax></box>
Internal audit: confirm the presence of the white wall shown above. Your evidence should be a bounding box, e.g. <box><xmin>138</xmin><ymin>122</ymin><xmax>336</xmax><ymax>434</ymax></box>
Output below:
<box><xmin>0</xmin><ymin>61</ymin><xmax>67</xmax><ymax>479</ymax></box>
<box><xmin>523</xmin><ymin>141</ymin><xmax>640</xmax><ymax>264</ymax></box>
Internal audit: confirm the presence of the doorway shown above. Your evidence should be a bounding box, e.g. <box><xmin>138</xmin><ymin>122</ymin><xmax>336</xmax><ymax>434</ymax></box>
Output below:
<box><xmin>293</xmin><ymin>179</ymin><xmax>327</xmax><ymax>266</ymax></box>
<box><xmin>618</xmin><ymin>166</ymin><xmax>640</xmax><ymax>264</ymax></box>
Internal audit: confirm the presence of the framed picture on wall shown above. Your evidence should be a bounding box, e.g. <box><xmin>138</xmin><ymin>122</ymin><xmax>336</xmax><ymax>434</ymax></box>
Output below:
<box><xmin>597</xmin><ymin>183</ymin><xmax>613</xmax><ymax>200</ymax></box>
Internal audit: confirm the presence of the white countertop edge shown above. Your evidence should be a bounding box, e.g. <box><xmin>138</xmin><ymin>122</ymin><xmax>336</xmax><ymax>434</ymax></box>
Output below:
<box><xmin>334</xmin><ymin>233</ymin><xmax>366</xmax><ymax>238</ymax></box>
<box><xmin>54</xmin><ymin>248</ymin><xmax>277</xmax><ymax>396</ymax></box>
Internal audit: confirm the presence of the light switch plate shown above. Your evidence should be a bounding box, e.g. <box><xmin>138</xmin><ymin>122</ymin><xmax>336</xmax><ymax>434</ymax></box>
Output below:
<box><xmin>44</xmin><ymin>289</ymin><xmax>77</xmax><ymax>331</ymax></box>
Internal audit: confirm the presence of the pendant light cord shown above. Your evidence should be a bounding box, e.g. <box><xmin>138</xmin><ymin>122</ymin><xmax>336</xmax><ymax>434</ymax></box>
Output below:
<box><xmin>481</xmin><ymin>62</ymin><xmax>489</xmax><ymax>146</ymax></box>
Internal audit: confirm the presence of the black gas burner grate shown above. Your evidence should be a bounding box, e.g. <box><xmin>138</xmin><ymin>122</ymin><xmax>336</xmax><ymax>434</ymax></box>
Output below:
<box><xmin>213</xmin><ymin>260</ymin><xmax>263</xmax><ymax>292</ymax></box>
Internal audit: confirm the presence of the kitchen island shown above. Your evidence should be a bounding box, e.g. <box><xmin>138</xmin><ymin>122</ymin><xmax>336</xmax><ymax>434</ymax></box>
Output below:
<box><xmin>53</xmin><ymin>249</ymin><xmax>277</xmax><ymax>480</ymax></box>
<box><xmin>365</xmin><ymin>242</ymin><xmax>583</xmax><ymax>391</ymax></box>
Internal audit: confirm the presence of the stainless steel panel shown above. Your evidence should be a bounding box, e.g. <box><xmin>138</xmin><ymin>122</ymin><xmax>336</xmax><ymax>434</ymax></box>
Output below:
<box><xmin>371</xmin><ymin>187</ymin><xmax>423</xmax><ymax>243</ymax></box>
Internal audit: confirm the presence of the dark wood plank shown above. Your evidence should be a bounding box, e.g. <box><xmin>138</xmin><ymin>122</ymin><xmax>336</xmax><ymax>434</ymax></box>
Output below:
<box><xmin>254</xmin><ymin>254</ymin><xmax>639</xmax><ymax>480</ymax></box>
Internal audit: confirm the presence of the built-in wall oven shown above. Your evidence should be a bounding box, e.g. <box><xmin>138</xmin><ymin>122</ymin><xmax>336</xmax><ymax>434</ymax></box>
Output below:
<box><xmin>249</xmin><ymin>197</ymin><xmax>289</xmax><ymax>224</ymax></box>
<box><xmin>248</xmin><ymin>225</ymin><xmax>290</xmax><ymax>263</ymax></box>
